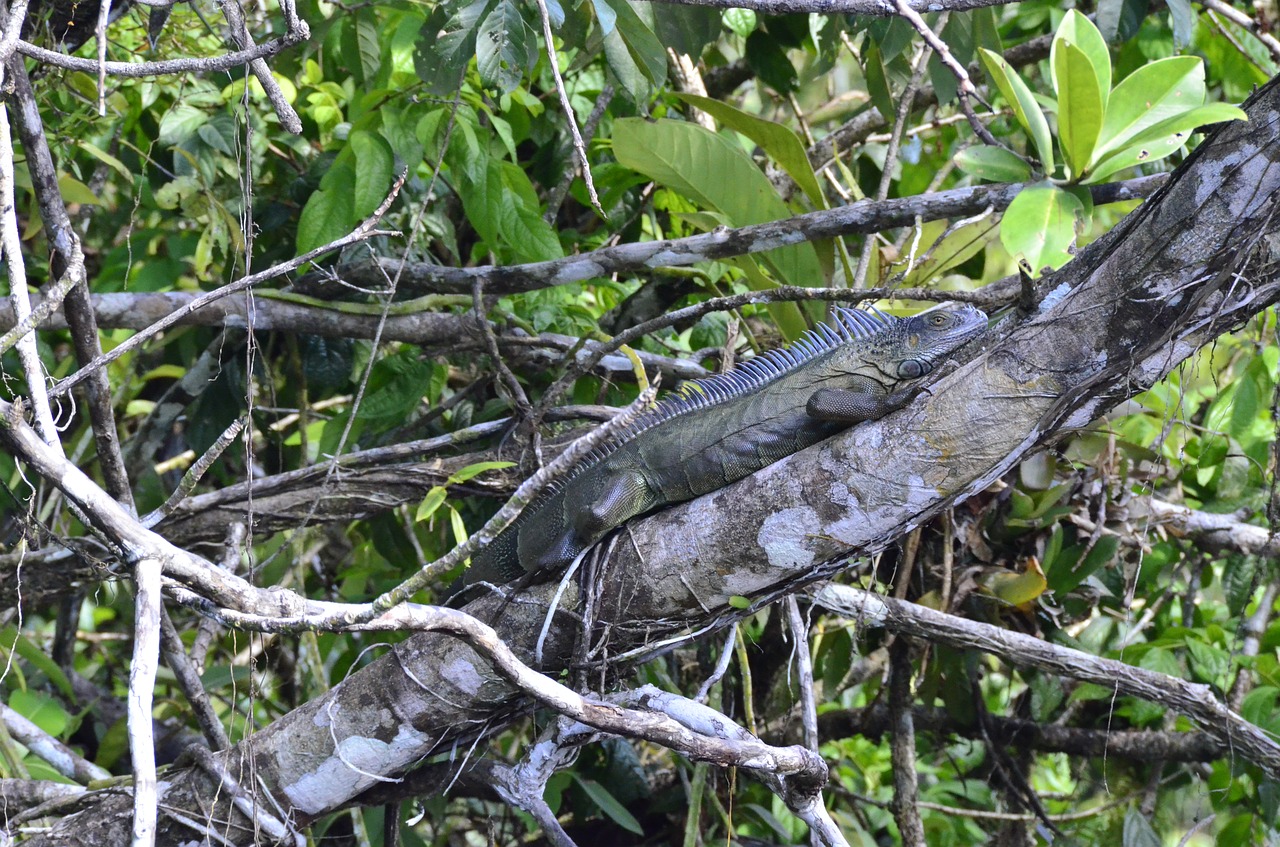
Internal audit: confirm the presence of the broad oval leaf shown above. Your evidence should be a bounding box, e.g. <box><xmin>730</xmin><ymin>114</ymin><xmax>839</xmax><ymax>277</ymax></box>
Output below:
<box><xmin>1095</xmin><ymin>56</ymin><xmax>1205</xmax><ymax>159</ymax></box>
<box><xmin>296</xmin><ymin>183</ymin><xmax>356</xmax><ymax>255</ymax></box>
<box><xmin>1051</xmin><ymin>9</ymin><xmax>1111</xmax><ymax>103</ymax></box>
<box><xmin>979</xmin><ymin>48</ymin><xmax>1055</xmax><ymax>173</ymax></box>
<box><xmin>350</xmin><ymin>130</ymin><xmax>395</xmax><ymax>218</ymax></box>
<box><xmin>1054</xmin><ymin>41</ymin><xmax>1104</xmax><ymax>179</ymax></box>
<box><xmin>954</xmin><ymin>146</ymin><xmax>1033</xmax><ymax>182</ymax></box>
<box><xmin>999</xmin><ymin>182</ymin><xmax>1084</xmax><ymax>275</ymax></box>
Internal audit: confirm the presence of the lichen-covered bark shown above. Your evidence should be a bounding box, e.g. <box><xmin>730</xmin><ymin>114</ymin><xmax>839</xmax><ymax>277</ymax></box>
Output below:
<box><xmin>30</xmin><ymin>76</ymin><xmax>1280</xmax><ymax>846</ymax></box>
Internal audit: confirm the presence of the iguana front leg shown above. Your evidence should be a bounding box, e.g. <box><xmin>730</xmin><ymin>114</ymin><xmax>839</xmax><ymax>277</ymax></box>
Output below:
<box><xmin>805</xmin><ymin>386</ymin><xmax>918</xmax><ymax>423</ymax></box>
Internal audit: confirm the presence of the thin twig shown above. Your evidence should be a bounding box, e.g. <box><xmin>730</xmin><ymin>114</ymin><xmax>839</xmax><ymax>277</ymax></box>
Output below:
<box><xmin>130</xmin><ymin>555</ymin><xmax>163</xmax><ymax>845</ymax></box>
<box><xmin>531</xmin><ymin>0</ymin><xmax>603</xmax><ymax>216</ymax></box>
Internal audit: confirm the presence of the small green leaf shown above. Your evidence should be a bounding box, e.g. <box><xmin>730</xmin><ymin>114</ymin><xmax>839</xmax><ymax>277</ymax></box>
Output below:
<box><xmin>1122</xmin><ymin>809</ymin><xmax>1162</xmax><ymax>847</ymax></box>
<box><xmin>863</xmin><ymin>41</ymin><xmax>895</xmax><ymax>122</ymax></box>
<box><xmin>999</xmin><ymin>182</ymin><xmax>1084</xmax><ymax>275</ymax></box>
<box><xmin>410</xmin><ymin>486</ymin><xmax>448</xmax><ymax>524</ymax></box>
<box><xmin>58</xmin><ymin>175</ymin><xmax>101</xmax><ymax>206</ymax></box>
<box><xmin>1053</xmin><ymin>41</ymin><xmax>1104</xmax><ymax>180</ymax></box>
<box><xmin>1096</xmin><ymin>0</ymin><xmax>1149</xmax><ymax>42</ymax></box>
<box><xmin>979</xmin><ymin>49</ymin><xmax>1054</xmax><ymax>173</ymax></box>
<box><xmin>722</xmin><ymin>7</ymin><xmax>756</xmax><ymax>38</ymax></box>
<box><xmin>728</xmin><ymin>595</ymin><xmax>752</xmax><ymax>609</ymax></box>
<box><xmin>77</xmin><ymin>141</ymin><xmax>133</xmax><ymax>183</ymax></box>
<box><xmin>296</xmin><ymin>181</ymin><xmax>355</xmax><ymax>255</ymax></box>
<box><xmin>448</xmin><ymin>460</ymin><xmax>516</xmax><ymax>484</ymax></box>
<box><xmin>1095</xmin><ymin>56</ymin><xmax>1205</xmax><ymax>159</ymax></box>
<box><xmin>350</xmin><ymin>130</ymin><xmax>395</xmax><ymax>219</ymax></box>
<box><xmin>574</xmin><ymin>777</ymin><xmax>644</xmax><ymax>835</ymax></box>
<box><xmin>745</xmin><ymin>30</ymin><xmax>797</xmax><ymax>94</ymax></box>
<box><xmin>953</xmin><ymin>146</ymin><xmax>1032</xmax><ymax>182</ymax></box>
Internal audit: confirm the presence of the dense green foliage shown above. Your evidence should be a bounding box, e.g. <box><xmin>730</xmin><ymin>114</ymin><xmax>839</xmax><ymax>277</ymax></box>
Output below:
<box><xmin>2</xmin><ymin>0</ymin><xmax>1279</xmax><ymax>843</ymax></box>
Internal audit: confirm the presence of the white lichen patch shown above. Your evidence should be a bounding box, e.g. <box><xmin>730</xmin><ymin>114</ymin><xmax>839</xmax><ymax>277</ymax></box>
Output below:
<box><xmin>439</xmin><ymin>654</ymin><xmax>488</xmax><ymax>696</ymax></box>
<box><xmin>283</xmin><ymin>724</ymin><xmax>431</xmax><ymax>813</ymax></box>
<box><xmin>1040</xmin><ymin>281</ymin><xmax>1073</xmax><ymax>311</ymax></box>
<box><xmin>757</xmin><ymin>507</ymin><xmax>820</xmax><ymax>570</ymax></box>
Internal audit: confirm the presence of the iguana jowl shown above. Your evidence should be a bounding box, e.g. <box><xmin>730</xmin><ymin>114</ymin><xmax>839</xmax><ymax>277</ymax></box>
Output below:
<box><xmin>452</xmin><ymin>303</ymin><xmax>987</xmax><ymax>599</ymax></box>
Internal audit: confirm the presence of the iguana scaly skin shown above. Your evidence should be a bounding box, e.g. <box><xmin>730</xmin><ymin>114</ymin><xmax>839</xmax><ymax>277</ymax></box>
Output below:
<box><xmin>451</xmin><ymin>303</ymin><xmax>987</xmax><ymax>601</ymax></box>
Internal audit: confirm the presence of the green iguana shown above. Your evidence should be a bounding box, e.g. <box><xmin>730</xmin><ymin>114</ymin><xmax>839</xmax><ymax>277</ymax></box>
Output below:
<box><xmin>450</xmin><ymin>303</ymin><xmax>987</xmax><ymax>602</ymax></box>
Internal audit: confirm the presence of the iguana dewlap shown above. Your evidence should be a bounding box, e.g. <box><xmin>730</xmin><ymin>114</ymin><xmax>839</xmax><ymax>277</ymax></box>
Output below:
<box><xmin>450</xmin><ymin>303</ymin><xmax>987</xmax><ymax>601</ymax></box>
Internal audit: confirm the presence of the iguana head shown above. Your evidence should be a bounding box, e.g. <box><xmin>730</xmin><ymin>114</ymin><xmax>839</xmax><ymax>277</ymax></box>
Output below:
<box><xmin>887</xmin><ymin>302</ymin><xmax>988</xmax><ymax>378</ymax></box>
<box><xmin>830</xmin><ymin>302</ymin><xmax>988</xmax><ymax>384</ymax></box>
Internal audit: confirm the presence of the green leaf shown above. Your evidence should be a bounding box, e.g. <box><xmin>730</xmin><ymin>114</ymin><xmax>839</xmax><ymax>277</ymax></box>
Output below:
<box><xmin>449</xmin><ymin>460</ymin><xmax>516</xmax><ymax>484</ymax></box>
<box><xmin>613</xmin><ymin>118</ymin><xmax>825</xmax><ymax>321</ymax></box>
<box><xmin>591</xmin><ymin>0</ymin><xmax>616</xmax><ymax>34</ymax></box>
<box><xmin>574</xmin><ymin>777</ymin><xmax>644</xmax><ymax>835</ymax></box>
<box><xmin>745</xmin><ymin>29</ymin><xmax>797</xmax><ymax>94</ymax></box>
<box><xmin>158</xmin><ymin>104</ymin><xmax>209</xmax><ymax>147</ymax></box>
<box><xmin>1168</xmin><ymin>0</ymin><xmax>1195</xmax><ymax>49</ymax></box>
<box><xmin>672</xmin><ymin>94</ymin><xmax>825</xmax><ymax>207</ymax></box>
<box><xmin>476</xmin><ymin>0</ymin><xmax>535</xmax><ymax>93</ymax></box>
<box><xmin>58</xmin><ymin>175</ymin><xmax>101</xmax><ymax>206</ymax></box>
<box><xmin>999</xmin><ymin>182</ymin><xmax>1084</xmax><ymax>274</ymax></box>
<box><xmin>1095</xmin><ymin>56</ymin><xmax>1205</xmax><ymax>159</ymax></box>
<box><xmin>1053</xmin><ymin>41</ymin><xmax>1104</xmax><ymax>179</ymax></box>
<box><xmin>863</xmin><ymin>41</ymin><xmax>895</xmax><ymax>122</ymax></box>
<box><xmin>0</xmin><ymin>625</ymin><xmax>74</xmax><ymax>698</ymax></box>
<box><xmin>417</xmin><ymin>487</ymin><xmax>448</xmax><ymax>522</ymax></box>
<box><xmin>1052</xmin><ymin>10</ymin><xmax>1111</xmax><ymax>103</ymax></box>
<box><xmin>414</xmin><ymin>0</ymin><xmax>491</xmax><ymax>95</ymax></box>
<box><xmin>77</xmin><ymin>141</ymin><xmax>133</xmax><ymax>183</ymax></box>
<box><xmin>296</xmin><ymin>181</ymin><xmax>356</xmax><ymax>255</ymax></box>
<box><xmin>979</xmin><ymin>49</ymin><xmax>1054</xmax><ymax>173</ymax></box>
<box><xmin>350</xmin><ymin>130</ymin><xmax>395</xmax><ymax>219</ymax></box>
<box><xmin>953</xmin><ymin>146</ymin><xmax>1032</xmax><ymax>182</ymax></box>
<box><xmin>722</xmin><ymin>7</ymin><xmax>756</xmax><ymax>38</ymax></box>
<box><xmin>1096</xmin><ymin>0</ymin><xmax>1149</xmax><ymax>42</ymax></box>
<box><xmin>597</xmin><ymin>0</ymin><xmax>666</xmax><ymax>100</ymax></box>
<box><xmin>342</xmin><ymin>11</ymin><xmax>382</xmax><ymax>85</ymax></box>
<box><xmin>1086</xmin><ymin>102</ymin><xmax>1247</xmax><ymax>182</ymax></box>
<box><xmin>1122</xmin><ymin>809</ymin><xmax>1162</xmax><ymax>847</ymax></box>
<box><xmin>9</xmin><ymin>690</ymin><xmax>70</xmax><ymax>737</ymax></box>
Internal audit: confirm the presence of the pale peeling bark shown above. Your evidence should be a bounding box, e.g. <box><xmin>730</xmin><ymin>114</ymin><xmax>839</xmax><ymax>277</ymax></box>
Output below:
<box><xmin>29</xmin><ymin>78</ymin><xmax>1280</xmax><ymax>846</ymax></box>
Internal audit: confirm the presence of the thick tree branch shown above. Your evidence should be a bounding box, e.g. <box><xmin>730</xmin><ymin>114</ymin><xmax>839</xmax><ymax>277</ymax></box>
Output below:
<box><xmin>311</xmin><ymin>175</ymin><xmax>1165</xmax><ymax>296</ymax></box>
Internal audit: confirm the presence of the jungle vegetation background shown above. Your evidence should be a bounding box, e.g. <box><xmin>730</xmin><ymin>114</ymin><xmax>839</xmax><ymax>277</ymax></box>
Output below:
<box><xmin>1</xmin><ymin>0</ymin><xmax>1279</xmax><ymax>843</ymax></box>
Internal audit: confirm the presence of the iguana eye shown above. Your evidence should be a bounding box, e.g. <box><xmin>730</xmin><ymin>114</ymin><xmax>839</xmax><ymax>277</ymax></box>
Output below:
<box><xmin>899</xmin><ymin>359</ymin><xmax>925</xmax><ymax>378</ymax></box>
<box><xmin>929</xmin><ymin>313</ymin><xmax>948</xmax><ymax>326</ymax></box>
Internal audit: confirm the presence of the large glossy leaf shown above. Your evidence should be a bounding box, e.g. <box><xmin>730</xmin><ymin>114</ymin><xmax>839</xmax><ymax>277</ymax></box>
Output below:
<box><xmin>1051</xmin><ymin>9</ymin><xmax>1111</xmax><ymax>103</ymax></box>
<box><xmin>1095</xmin><ymin>56</ymin><xmax>1205</xmax><ymax>159</ymax></box>
<box><xmin>614</xmin><ymin>117</ymin><xmax>821</xmax><ymax>337</ymax></box>
<box><xmin>979</xmin><ymin>48</ymin><xmax>1054</xmax><ymax>173</ymax></box>
<box><xmin>1086</xmin><ymin>102</ymin><xmax>1246</xmax><ymax>182</ymax></box>
<box><xmin>1054</xmin><ymin>41</ymin><xmax>1104</xmax><ymax>179</ymax></box>
<box><xmin>672</xmin><ymin>93</ymin><xmax>825</xmax><ymax>207</ymax></box>
<box><xmin>999</xmin><ymin>182</ymin><xmax>1084</xmax><ymax>275</ymax></box>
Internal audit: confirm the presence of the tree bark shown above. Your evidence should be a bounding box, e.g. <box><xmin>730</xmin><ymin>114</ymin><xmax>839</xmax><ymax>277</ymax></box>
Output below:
<box><xmin>25</xmin><ymin>75</ymin><xmax>1280</xmax><ymax>845</ymax></box>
